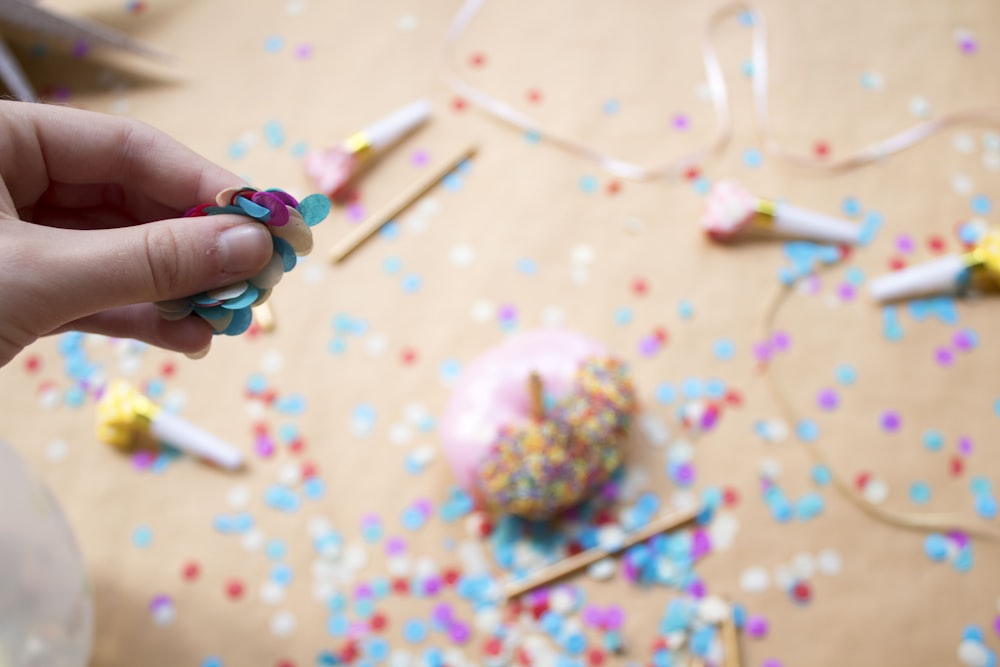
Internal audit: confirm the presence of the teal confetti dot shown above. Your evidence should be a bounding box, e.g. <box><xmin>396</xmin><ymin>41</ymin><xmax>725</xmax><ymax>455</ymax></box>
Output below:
<box><xmin>742</xmin><ymin>148</ymin><xmax>763</xmax><ymax>168</ymax></box>
<box><xmin>263</xmin><ymin>120</ymin><xmax>285</xmax><ymax>148</ymax></box>
<box><xmin>994</xmin><ymin>397</ymin><xmax>1000</xmax><ymax>416</ymax></box>
<box><xmin>265</xmin><ymin>539</ymin><xmax>287</xmax><ymax>560</ymax></box>
<box><xmin>692</xmin><ymin>177</ymin><xmax>711</xmax><ymax>195</ymax></box>
<box><xmin>835</xmin><ymin>364</ymin><xmax>856</xmax><ymax>386</ymax></box>
<box><xmin>132</xmin><ymin>525</ymin><xmax>153</xmax><ymax>549</ymax></box>
<box><xmin>298</xmin><ymin>194</ymin><xmax>331</xmax><ymax>226</ymax></box>
<box><xmin>882</xmin><ymin>306</ymin><xmax>904</xmax><ymax>342</ymax></box>
<box><xmin>953</xmin><ymin>547</ymin><xmax>974</xmax><ymax>572</ymax></box>
<box><xmin>795</xmin><ymin>493</ymin><xmax>824</xmax><ymax>520</ymax></box>
<box><xmin>971</xmin><ymin>194</ymin><xmax>992</xmax><ymax>215</ymax></box>
<box><xmin>524</xmin><ymin>130</ymin><xmax>542</xmax><ymax>144</ymax></box>
<box><xmin>401</xmin><ymin>507</ymin><xmax>426</xmax><ymax>531</ymax></box>
<box><xmin>579</xmin><ymin>175</ymin><xmax>599</xmax><ymax>193</ymax></box>
<box><xmin>971</xmin><ymin>477</ymin><xmax>993</xmax><ymax>495</ymax></box>
<box><xmin>796</xmin><ymin>419</ymin><xmax>819</xmax><ymax>443</ymax></box>
<box><xmin>909</xmin><ymin>481</ymin><xmax>931</xmax><ymax>505</ymax></box>
<box><xmin>923</xmin><ymin>534</ymin><xmax>948</xmax><ymax>561</ymax></box>
<box><xmin>228</xmin><ymin>142</ymin><xmax>247</xmax><ymax>160</ymax></box>
<box><xmin>841</xmin><ymin>197</ymin><xmax>862</xmax><ymax>217</ymax></box>
<box><xmin>65</xmin><ymin>385</ymin><xmax>86</xmax><ymax>407</ymax></box>
<box><xmin>740</xmin><ymin>59</ymin><xmax>754</xmax><ymax>77</ymax></box>
<box><xmin>844</xmin><ymin>267</ymin><xmax>865</xmax><ymax>287</ymax></box>
<box><xmin>922</xmin><ymin>430</ymin><xmax>944</xmax><ymax>452</ymax></box>
<box><xmin>328</xmin><ymin>338</ymin><xmax>347</xmax><ymax>355</ymax></box>
<box><xmin>274</xmin><ymin>394</ymin><xmax>306</xmax><ymax>415</ymax></box>
<box><xmin>401</xmin><ymin>274</ymin><xmax>423</xmax><ymax>293</ymax></box>
<box><xmin>713</xmin><ymin>338</ymin><xmax>735</xmax><ymax>361</ymax></box>
<box><xmin>439</xmin><ymin>359</ymin><xmax>462</xmax><ymax>383</ymax></box>
<box><xmin>858</xmin><ymin>210</ymin><xmax>884</xmax><ymax>246</ymax></box>
<box><xmin>383</xmin><ymin>256</ymin><xmax>402</xmax><ymax>274</ymax></box>
<box><xmin>678</xmin><ymin>300</ymin><xmax>694</xmax><ymax>319</ymax></box>
<box><xmin>327</xmin><ymin>614</ymin><xmax>349</xmax><ymax>637</ymax></box>
<box><xmin>614</xmin><ymin>307</ymin><xmax>633</xmax><ymax>325</ymax></box>
<box><xmin>811</xmin><ymin>465</ymin><xmax>831</xmax><ymax>486</ymax></box>
<box><xmin>290</xmin><ymin>141</ymin><xmax>308</xmax><ymax>158</ymax></box>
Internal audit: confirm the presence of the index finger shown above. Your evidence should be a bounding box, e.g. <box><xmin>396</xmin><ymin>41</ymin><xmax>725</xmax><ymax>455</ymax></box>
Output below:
<box><xmin>0</xmin><ymin>101</ymin><xmax>243</xmax><ymax>216</ymax></box>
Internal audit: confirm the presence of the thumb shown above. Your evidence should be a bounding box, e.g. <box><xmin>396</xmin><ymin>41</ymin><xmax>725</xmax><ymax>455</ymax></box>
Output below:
<box><xmin>34</xmin><ymin>215</ymin><xmax>274</xmax><ymax>321</ymax></box>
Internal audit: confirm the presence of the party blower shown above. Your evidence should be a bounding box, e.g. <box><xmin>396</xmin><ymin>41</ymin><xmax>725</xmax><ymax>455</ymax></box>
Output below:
<box><xmin>304</xmin><ymin>99</ymin><xmax>431</xmax><ymax>200</ymax></box>
<box><xmin>96</xmin><ymin>381</ymin><xmax>244</xmax><ymax>470</ymax></box>
<box><xmin>870</xmin><ymin>228</ymin><xmax>1000</xmax><ymax>302</ymax></box>
<box><xmin>702</xmin><ymin>180</ymin><xmax>861</xmax><ymax>245</ymax></box>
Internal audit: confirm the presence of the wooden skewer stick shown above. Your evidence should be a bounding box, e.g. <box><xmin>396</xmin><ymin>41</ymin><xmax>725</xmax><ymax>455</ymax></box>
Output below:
<box><xmin>329</xmin><ymin>143</ymin><xmax>478</xmax><ymax>263</ymax></box>
<box><xmin>721</xmin><ymin>600</ymin><xmax>742</xmax><ymax>667</ymax></box>
<box><xmin>252</xmin><ymin>302</ymin><xmax>276</xmax><ymax>333</ymax></box>
<box><xmin>528</xmin><ymin>372</ymin><xmax>545</xmax><ymax>421</ymax></box>
<box><xmin>502</xmin><ymin>504</ymin><xmax>701</xmax><ymax>600</ymax></box>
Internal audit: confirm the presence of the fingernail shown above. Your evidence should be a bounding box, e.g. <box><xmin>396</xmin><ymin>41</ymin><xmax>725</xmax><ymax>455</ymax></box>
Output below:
<box><xmin>185</xmin><ymin>343</ymin><xmax>211</xmax><ymax>360</ymax></box>
<box><xmin>218</xmin><ymin>224</ymin><xmax>271</xmax><ymax>273</ymax></box>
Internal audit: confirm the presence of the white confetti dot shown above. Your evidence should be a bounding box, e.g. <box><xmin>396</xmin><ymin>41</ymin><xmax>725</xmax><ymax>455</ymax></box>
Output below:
<box><xmin>587</xmin><ymin>557</ymin><xmax>616</xmax><ymax>580</ymax></box>
<box><xmin>640</xmin><ymin>413</ymin><xmax>670</xmax><ymax>446</ymax></box>
<box><xmin>952</xmin><ymin>173</ymin><xmax>974</xmax><ymax>195</ymax></box>
<box><xmin>470</xmin><ymin>300</ymin><xmax>495</xmax><ymax>323</ymax></box>
<box><xmin>278</xmin><ymin>463</ymin><xmax>302</xmax><ymax>486</ymax></box>
<box><xmin>739</xmin><ymin>566</ymin><xmax>770</xmax><ymax>593</ymax></box>
<box><xmin>958</xmin><ymin>639</ymin><xmax>990</xmax><ymax>667</ymax></box>
<box><xmin>792</xmin><ymin>552</ymin><xmax>816</xmax><ymax>579</ymax></box>
<box><xmin>449</xmin><ymin>244</ymin><xmax>475</xmax><ymax>267</ymax></box>
<box><xmin>623</xmin><ymin>217</ymin><xmax>645</xmax><ymax>234</ymax></box>
<box><xmin>364</xmin><ymin>333</ymin><xmax>388</xmax><ymax>357</ymax></box>
<box><xmin>667</xmin><ymin>440</ymin><xmax>694</xmax><ymax>464</ymax></box>
<box><xmin>597</xmin><ymin>525</ymin><xmax>626</xmax><ymax>550</ymax></box>
<box><xmin>118</xmin><ymin>355</ymin><xmax>141</xmax><ymax>377</ymax></box>
<box><xmin>398</xmin><ymin>14</ymin><xmax>418</xmax><ymax>30</ymax></box>
<box><xmin>404</xmin><ymin>212</ymin><xmax>429</xmax><ymax>234</ymax></box>
<box><xmin>983</xmin><ymin>152</ymin><xmax>1000</xmax><ymax>172</ymax></box>
<box><xmin>46</xmin><ymin>439</ymin><xmax>68</xmax><ymax>463</ymax></box>
<box><xmin>954</xmin><ymin>133</ymin><xmax>976</xmax><ymax>154</ymax></box>
<box><xmin>571</xmin><ymin>266</ymin><xmax>589</xmax><ymax>285</ymax></box>
<box><xmin>549</xmin><ymin>587</ymin><xmax>576</xmax><ymax>614</ymax></box>
<box><xmin>389</xmin><ymin>650</ymin><xmax>413</xmax><ymax>667</ymax></box>
<box><xmin>708</xmin><ymin>512</ymin><xmax>739</xmax><ymax>552</ymax></box>
<box><xmin>270</xmin><ymin>610</ymin><xmax>296</xmax><ymax>636</ymax></box>
<box><xmin>242</xmin><ymin>529</ymin><xmax>264</xmax><ymax>552</ymax></box>
<box><xmin>39</xmin><ymin>387</ymin><xmax>60</xmax><ymax>410</ymax></box>
<box><xmin>409</xmin><ymin>445</ymin><xmax>436</xmax><ymax>466</ymax></box>
<box><xmin>863</xmin><ymin>477</ymin><xmax>889</xmax><ymax>504</ymax></box>
<box><xmin>759</xmin><ymin>458</ymin><xmax>781</xmax><ymax>480</ymax></box>
<box><xmin>416</xmin><ymin>197</ymin><xmax>439</xmax><ymax>217</ymax></box>
<box><xmin>697</xmin><ymin>596</ymin><xmax>729</xmax><ymax>624</ymax></box>
<box><xmin>984</xmin><ymin>132</ymin><xmax>1000</xmax><ymax>151</ymax></box>
<box><xmin>570</xmin><ymin>245</ymin><xmax>595</xmax><ymax>265</ymax></box>
<box><xmin>151</xmin><ymin>602</ymin><xmax>175</xmax><ymax>626</ymax></box>
<box><xmin>227</xmin><ymin>485</ymin><xmax>250</xmax><ymax>509</ymax></box>
<box><xmin>541</xmin><ymin>306</ymin><xmax>564</xmax><ymax>327</ymax></box>
<box><xmin>344</xmin><ymin>544</ymin><xmax>368</xmax><ymax>570</ymax></box>
<box><xmin>387</xmin><ymin>555</ymin><xmax>411</xmax><ymax>576</ymax></box>
<box><xmin>307</xmin><ymin>516</ymin><xmax>332</xmax><ymax>539</ymax></box>
<box><xmin>261</xmin><ymin>351</ymin><xmax>284</xmax><ymax>374</ymax></box>
<box><xmin>303</xmin><ymin>263</ymin><xmax>325</xmax><ymax>285</ymax></box>
<box><xmin>817</xmin><ymin>549</ymin><xmax>842</xmax><ymax>576</ymax></box>
<box><xmin>260</xmin><ymin>581</ymin><xmax>286</xmax><ymax>605</ymax></box>
<box><xmin>773</xmin><ymin>565</ymin><xmax>795</xmax><ymax>591</ymax></box>
<box><xmin>286</xmin><ymin>1</ymin><xmax>305</xmax><ymax>16</ymax></box>
<box><xmin>908</xmin><ymin>96</ymin><xmax>930</xmax><ymax>118</ymax></box>
<box><xmin>388</xmin><ymin>423</ymin><xmax>412</xmax><ymax>445</ymax></box>
<box><xmin>111</xmin><ymin>98</ymin><xmax>130</xmax><ymax>115</ymax></box>
<box><xmin>474</xmin><ymin>607</ymin><xmax>502</xmax><ymax>634</ymax></box>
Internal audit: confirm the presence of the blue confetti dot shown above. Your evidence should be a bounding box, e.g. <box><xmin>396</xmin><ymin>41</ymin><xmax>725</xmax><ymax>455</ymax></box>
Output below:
<box><xmin>290</xmin><ymin>141</ymin><xmax>308</xmax><ymax>158</ymax></box>
<box><xmin>365</xmin><ymin>638</ymin><xmax>390</xmax><ymax>660</ymax></box>
<box><xmin>993</xmin><ymin>397</ymin><xmax>1000</xmax><ymax>416</ymax></box>
<box><xmin>738</xmin><ymin>10</ymin><xmax>755</xmax><ymax>26</ymax></box>
<box><xmin>835</xmin><ymin>364</ymin><xmax>856</xmax><ymax>385</ymax></box>
<box><xmin>354</xmin><ymin>598</ymin><xmax>376</xmax><ymax>619</ymax></box>
<box><xmin>327</xmin><ymin>614</ymin><xmax>349</xmax><ymax>637</ymax></box>
<box><xmin>654</xmin><ymin>382</ymin><xmax>677</xmax><ymax>405</ymax></box>
<box><xmin>796</xmin><ymin>419</ymin><xmax>819</xmax><ymax>443</ymax></box>
<box><xmin>796</xmin><ymin>493</ymin><xmax>825</xmax><ymax>520</ymax></box>
<box><xmin>603</xmin><ymin>98</ymin><xmax>620</xmax><ymax>114</ymax></box>
<box><xmin>844</xmin><ymin>266</ymin><xmax>865</xmax><ymax>287</ymax></box>
<box><xmin>228</xmin><ymin>142</ymin><xmax>247</xmax><ymax>160</ymax></box>
<box><xmin>271</xmin><ymin>563</ymin><xmax>293</xmax><ymax>586</ymax></box>
<box><xmin>524</xmin><ymin>129</ymin><xmax>542</xmax><ymax>144</ymax></box>
<box><xmin>841</xmin><ymin>197</ymin><xmax>862</xmax><ymax>217</ymax></box>
<box><xmin>923</xmin><ymin>534</ymin><xmax>948</xmax><ymax>561</ymax></box>
<box><xmin>401</xmin><ymin>274</ymin><xmax>423</xmax><ymax>293</ymax></box>
<box><xmin>441</xmin><ymin>171</ymin><xmax>464</xmax><ymax>192</ymax></box>
<box><xmin>971</xmin><ymin>194</ymin><xmax>992</xmax><ymax>215</ymax></box>
<box><xmin>263</xmin><ymin>120</ymin><xmax>285</xmax><ymax>148</ymax></box>
<box><xmin>403</xmin><ymin>619</ymin><xmax>428</xmax><ymax>643</ymax></box>
<box><xmin>132</xmin><ymin>525</ymin><xmax>153</xmax><ymax>549</ymax></box>
<box><xmin>681</xmin><ymin>377</ymin><xmax>704</xmax><ymax>399</ymax></box>
<box><xmin>742</xmin><ymin>148</ymin><xmax>763</xmax><ymax>168</ymax></box>
<box><xmin>614</xmin><ymin>307</ymin><xmax>633</xmax><ymax>325</ymax></box>
<box><xmin>383</xmin><ymin>256</ymin><xmax>403</xmax><ymax>274</ymax></box>
<box><xmin>740</xmin><ymin>59</ymin><xmax>754</xmax><ymax>77</ymax></box>
<box><xmin>909</xmin><ymin>481</ymin><xmax>932</xmax><ymax>505</ymax></box>
<box><xmin>328</xmin><ymin>338</ymin><xmax>347</xmax><ymax>355</ymax></box>
<box><xmin>277</xmin><ymin>423</ymin><xmax>299</xmax><ymax>443</ymax></box>
<box><xmin>974</xmin><ymin>495</ymin><xmax>998</xmax><ymax>520</ymax></box>
<box><xmin>562</xmin><ymin>632</ymin><xmax>588</xmax><ymax>656</ymax></box>
<box><xmin>65</xmin><ymin>385</ymin><xmax>86</xmax><ymax>407</ymax></box>
<box><xmin>326</xmin><ymin>592</ymin><xmax>346</xmax><ymax>613</ymax></box>
<box><xmin>401</xmin><ymin>507</ymin><xmax>425</xmax><ymax>531</ymax></box>
<box><xmin>963</xmin><ymin>625</ymin><xmax>985</xmax><ymax>642</ymax></box>
<box><xmin>713</xmin><ymin>338</ymin><xmax>735</xmax><ymax>361</ymax></box>
<box><xmin>303</xmin><ymin>477</ymin><xmax>326</xmax><ymax>500</ymax></box>
<box><xmin>274</xmin><ymin>394</ymin><xmax>306</xmax><ymax>415</ymax></box>
<box><xmin>705</xmin><ymin>378</ymin><xmax>727</xmax><ymax>399</ymax></box>
<box><xmin>379</xmin><ymin>221</ymin><xmax>401</xmax><ymax>240</ymax></box>
<box><xmin>678</xmin><ymin>300</ymin><xmax>694</xmax><ymax>319</ymax></box>
<box><xmin>578</xmin><ymin>175</ymin><xmax>599</xmax><ymax>193</ymax></box>
<box><xmin>264</xmin><ymin>35</ymin><xmax>283</xmax><ymax>52</ymax></box>
<box><xmin>516</xmin><ymin>258</ymin><xmax>538</xmax><ymax>275</ymax></box>
<box><xmin>201</xmin><ymin>658</ymin><xmax>223</xmax><ymax>667</ymax></box>
<box><xmin>922</xmin><ymin>430</ymin><xmax>944</xmax><ymax>452</ymax></box>
<box><xmin>811</xmin><ymin>465</ymin><xmax>832</xmax><ymax>486</ymax></box>
<box><xmin>692</xmin><ymin>177</ymin><xmax>711</xmax><ymax>195</ymax></box>
<box><xmin>439</xmin><ymin>359</ymin><xmax>462</xmax><ymax>383</ymax></box>
<box><xmin>954</xmin><ymin>546</ymin><xmax>974</xmax><ymax>573</ymax></box>
<box><xmin>971</xmin><ymin>477</ymin><xmax>992</xmax><ymax>495</ymax></box>
<box><xmin>265</xmin><ymin>539</ymin><xmax>287</xmax><ymax>560</ymax></box>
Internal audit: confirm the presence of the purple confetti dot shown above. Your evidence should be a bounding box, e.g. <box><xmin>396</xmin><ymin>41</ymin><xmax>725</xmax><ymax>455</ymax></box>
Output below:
<box><xmin>672</xmin><ymin>114</ymin><xmax>690</xmax><ymax>130</ymax></box>
<box><xmin>837</xmin><ymin>283</ymin><xmax>856</xmax><ymax>301</ymax></box>
<box><xmin>745</xmin><ymin>615</ymin><xmax>769</xmax><ymax>638</ymax></box>
<box><xmin>993</xmin><ymin>614</ymin><xmax>1000</xmax><ymax>638</ymax></box>
<box><xmin>935</xmin><ymin>347</ymin><xmax>955</xmax><ymax>366</ymax></box>
<box><xmin>448</xmin><ymin>622</ymin><xmax>471</xmax><ymax>644</ymax></box>
<box><xmin>674</xmin><ymin>462</ymin><xmax>695</xmax><ymax>485</ymax></box>
<box><xmin>691</xmin><ymin>529</ymin><xmax>712</xmax><ymax>559</ymax></box>
<box><xmin>605</xmin><ymin>605</ymin><xmax>625</xmax><ymax>630</ymax></box>
<box><xmin>687</xmin><ymin>578</ymin><xmax>706</xmax><ymax>598</ymax></box>
<box><xmin>432</xmin><ymin>603</ymin><xmax>453</xmax><ymax>623</ymax></box>
<box><xmin>414</xmin><ymin>498</ymin><xmax>433</xmax><ymax>517</ymax></box>
<box><xmin>638</xmin><ymin>336</ymin><xmax>660</xmax><ymax>357</ymax></box>
<box><xmin>72</xmin><ymin>41</ymin><xmax>90</xmax><ymax>58</ymax></box>
<box><xmin>385</xmin><ymin>536</ymin><xmax>407</xmax><ymax>556</ymax></box>
<box><xmin>498</xmin><ymin>304</ymin><xmax>518</xmax><ymax>322</ymax></box>
<box><xmin>347</xmin><ymin>202</ymin><xmax>366</xmax><ymax>222</ymax></box>
<box><xmin>293</xmin><ymin>43</ymin><xmax>314</xmax><ymax>59</ymax></box>
<box><xmin>895</xmin><ymin>234</ymin><xmax>915</xmax><ymax>254</ymax></box>
<box><xmin>255</xmin><ymin>434</ymin><xmax>275</xmax><ymax>458</ymax></box>
<box><xmin>149</xmin><ymin>594</ymin><xmax>171</xmax><ymax>612</ymax></box>
<box><xmin>753</xmin><ymin>342</ymin><xmax>772</xmax><ymax>363</ymax></box>
<box><xmin>411</xmin><ymin>150</ymin><xmax>430</xmax><ymax>167</ymax></box>
<box><xmin>772</xmin><ymin>331</ymin><xmax>791</xmax><ymax>351</ymax></box>
<box><xmin>958</xmin><ymin>436</ymin><xmax>973</xmax><ymax>456</ymax></box>
<box><xmin>423</xmin><ymin>577</ymin><xmax>442</xmax><ymax>596</ymax></box>
<box><xmin>582</xmin><ymin>606</ymin><xmax>603</xmax><ymax>627</ymax></box>
<box><xmin>817</xmin><ymin>388</ymin><xmax>839</xmax><ymax>411</ymax></box>
<box><xmin>960</xmin><ymin>38</ymin><xmax>978</xmax><ymax>55</ymax></box>
<box><xmin>132</xmin><ymin>450</ymin><xmax>156</xmax><ymax>470</ymax></box>
<box><xmin>953</xmin><ymin>329</ymin><xmax>975</xmax><ymax>351</ymax></box>
<box><xmin>761</xmin><ymin>660</ymin><xmax>784</xmax><ymax>667</ymax></box>
<box><xmin>947</xmin><ymin>530</ymin><xmax>969</xmax><ymax>549</ymax></box>
<box><xmin>355</xmin><ymin>583</ymin><xmax>373</xmax><ymax>599</ymax></box>
<box><xmin>880</xmin><ymin>410</ymin><xmax>901</xmax><ymax>432</ymax></box>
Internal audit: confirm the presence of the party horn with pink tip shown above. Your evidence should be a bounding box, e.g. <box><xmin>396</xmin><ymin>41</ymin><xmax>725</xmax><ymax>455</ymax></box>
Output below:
<box><xmin>870</xmin><ymin>229</ymin><xmax>1000</xmax><ymax>302</ymax></box>
<box><xmin>305</xmin><ymin>99</ymin><xmax>431</xmax><ymax>200</ymax></box>
<box><xmin>702</xmin><ymin>180</ymin><xmax>861</xmax><ymax>245</ymax></box>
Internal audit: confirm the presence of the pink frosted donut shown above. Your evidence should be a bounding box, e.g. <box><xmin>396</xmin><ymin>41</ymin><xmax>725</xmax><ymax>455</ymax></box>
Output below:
<box><xmin>701</xmin><ymin>180</ymin><xmax>759</xmax><ymax>242</ymax></box>
<box><xmin>440</xmin><ymin>330</ymin><xmax>636</xmax><ymax>518</ymax></box>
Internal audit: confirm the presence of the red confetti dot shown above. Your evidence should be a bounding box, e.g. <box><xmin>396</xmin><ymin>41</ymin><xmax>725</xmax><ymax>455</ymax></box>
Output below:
<box><xmin>854</xmin><ymin>472</ymin><xmax>871</xmax><ymax>490</ymax></box>
<box><xmin>181</xmin><ymin>561</ymin><xmax>200</xmax><ymax>581</ymax></box>
<box><xmin>684</xmin><ymin>166</ymin><xmax>701</xmax><ymax>181</ymax></box>
<box><xmin>530</xmin><ymin>601</ymin><xmax>549</xmax><ymax>620</ymax></box>
<box><xmin>443</xmin><ymin>568</ymin><xmax>461</xmax><ymax>586</ymax></box>
<box><xmin>339</xmin><ymin>642</ymin><xmax>359</xmax><ymax>663</ymax></box>
<box><xmin>275</xmin><ymin>661</ymin><xmax>295</xmax><ymax>667</ymax></box>
<box><xmin>724</xmin><ymin>389</ymin><xmax>743</xmax><ymax>406</ymax></box>
<box><xmin>526</xmin><ymin>88</ymin><xmax>543</xmax><ymax>104</ymax></box>
<box><xmin>392</xmin><ymin>578</ymin><xmax>409</xmax><ymax>594</ymax></box>
<box><xmin>606</xmin><ymin>180</ymin><xmax>621</xmax><ymax>195</ymax></box>
<box><xmin>723</xmin><ymin>487</ymin><xmax>740</xmax><ymax>507</ymax></box>
<box><xmin>253</xmin><ymin>422</ymin><xmax>269</xmax><ymax>435</ymax></box>
<box><xmin>838</xmin><ymin>244</ymin><xmax>853</xmax><ymax>261</ymax></box>
<box><xmin>888</xmin><ymin>257</ymin><xmax>906</xmax><ymax>271</ymax></box>
<box><xmin>631</xmin><ymin>278</ymin><xmax>649</xmax><ymax>296</ymax></box>
<box><xmin>451</xmin><ymin>97</ymin><xmax>467</xmax><ymax>112</ymax></box>
<box><xmin>401</xmin><ymin>347</ymin><xmax>418</xmax><ymax>365</ymax></box>
<box><xmin>301</xmin><ymin>461</ymin><xmax>317</xmax><ymax>478</ymax></box>
<box><xmin>813</xmin><ymin>141</ymin><xmax>830</xmax><ymax>158</ymax></box>
<box><xmin>928</xmin><ymin>235</ymin><xmax>946</xmax><ymax>253</ymax></box>
<box><xmin>161</xmin><ymin>361</ymin><xmax>176</xmax><ymax>378</ymax></box>
<box><xmin>370</xmin><ymin>612</ymin><xmax>388</xmax><ymax>631</ymax></box>
<box><xmin>225</xmin><ymin>579</ymin><xmax>244</xmax><ymax>599</ymax></box>
<box><xmin>587</xmin><ymin>648</ymin><xmax>606</xmax><ymax>666</ymax></box>
<box><xmin>792</xmin><ymin>581</ymin><xmax>812</xmax><ymax>603</ymax></box>
<box><xmin>650</xmin><ymin>638</ymin><xmax>669</xmax><ymax>651</ymax></box>
<box><xmin>24</xmin><ymin>355</ymin><xmax>41</xmax><ymax>373</ymax></box>
<box><xmin>469</xmin><ymin>52</ymin><xmax>486</xmax><ymax>67</ymax></box>
<box><xmin>653</xmin><ymin>327</ymin><xmax>668</xmax><ymax>344</ymax></box>
<box><xmin>477</xmin><ymin>518</ymin><xmax>493</xmax><ymax>538</ymax></box>
<box><xmin>516</xmin><ymin>647</ymin><xmax>533</xmax><ymax>666</ymax></box>
<box><xmin>484</xmin><ymin>637</ymin><xmax>503</xmax><ymax>656</ymax></box>
<box><xmin>566</xmin><ymin>541</ymin><xmax>584</xmax><ymax>557</ymax></box>
<box><xmin>950</xmin><ymin>456</ymin><xmax>964</xmax><ymax>477</ymax></box>
<box><xmin>289</xmin><ymin>438</ymin><xmax>305</xmax><ymax>454</ymax></box>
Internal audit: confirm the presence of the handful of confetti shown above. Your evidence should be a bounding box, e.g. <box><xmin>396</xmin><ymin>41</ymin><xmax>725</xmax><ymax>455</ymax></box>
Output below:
<box><xmin>440</xmin><ymin>330</ymin><xmax>637</xmax><ymax>520</ymax></box>
<box><xmin>870</xmin><ymin>228</ymin><xmax>1000</xmax><ymax>302</ymax></box>
<box><xmin>155</xmin><ymin>187</ymin><xmax>331</xmax><ymax>336</ymax></box>
<box><xmin>702</xmin><ymin>180</ymin><xmax>860</xmax><ymax>245</ymax></box>
<box><xmin>96</xmin><ymin>381</ymin><xmax>244</xmax><ymax>470</ymax></box>
<box><xmin>305</xmin><ymin>99</ymin><xmax>431</xmax><ymax>200</ymax></box>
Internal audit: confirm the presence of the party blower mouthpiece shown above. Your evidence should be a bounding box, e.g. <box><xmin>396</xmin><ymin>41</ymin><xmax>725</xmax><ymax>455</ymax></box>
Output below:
<box><xmin>870</xmin><ymin>228</ymin><xmax>1000</xmax><ymax>302</ymax></box>
<box><xmin>702</xmin><ymin>181</ymin><xmax>861</xmax><ymax>245</ymax></box>
<box><xmin>305</xmin><ymin>99</ymin><xmax>432</xmax><ymax>200</ymax></box>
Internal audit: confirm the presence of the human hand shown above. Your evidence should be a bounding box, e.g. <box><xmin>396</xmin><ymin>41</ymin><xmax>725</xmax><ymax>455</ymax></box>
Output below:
<box><xmin>0</xmin><ymin>101</ymin><xmax>274</xmax><ymax>368</ymax></box>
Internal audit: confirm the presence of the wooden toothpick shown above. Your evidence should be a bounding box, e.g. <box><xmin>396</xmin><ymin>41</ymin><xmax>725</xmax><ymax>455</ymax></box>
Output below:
<box><xmin>721</xmin><ymin>600</ymin><xmax>742</xmax><ymax>667</ymax></box>
<box><xmin>502</xmin><ymin>504</ymin><xmax>700</xmax><ymax>600</ymax></box>
<box><xmin>329</xmin><ymin>143</ymin><xmax>478</xmax><ymax>263</ymax></box>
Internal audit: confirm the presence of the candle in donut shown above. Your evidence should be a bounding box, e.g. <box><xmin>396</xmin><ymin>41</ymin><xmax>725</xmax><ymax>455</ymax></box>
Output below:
<box><xmin>439</xmin><ymin>330</ymin><xmax>637</xmax><ymax>520</ymax></box>
<box><xmin>702</xmin><ymin>180</ymin><xmax>860</xmax><ymax>245</ymax></box>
